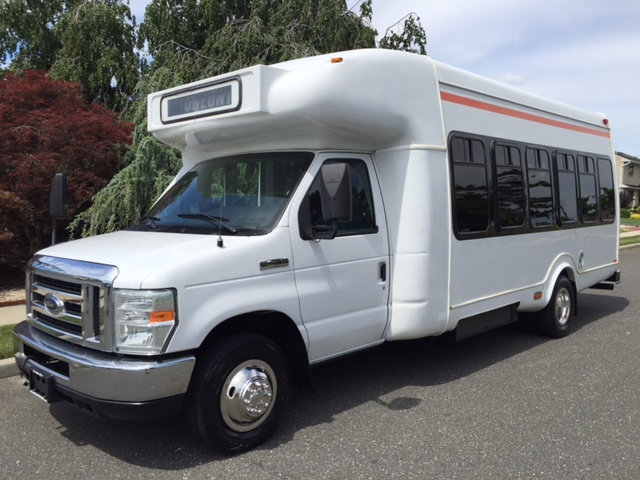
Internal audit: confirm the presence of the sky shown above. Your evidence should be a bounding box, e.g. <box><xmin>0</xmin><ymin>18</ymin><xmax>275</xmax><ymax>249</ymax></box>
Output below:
<box><xmin>129</xmin><ymin>0</ymin><xmax>640</xmax><ymax>156</ymax></box>
<box><xmin>369</xmin><ymin>0</ymin><xmax>640</xmax><ymax>156</ymax></box>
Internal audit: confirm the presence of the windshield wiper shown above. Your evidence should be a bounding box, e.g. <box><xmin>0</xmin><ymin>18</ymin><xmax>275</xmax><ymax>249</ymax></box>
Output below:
<box><xmin>177</xmin><ymin>213</ymin><xmax>238</xmax><ymax>234</ymax></box>
<box><xmin>139</xmin><ymin>215</ymin><xmax>161</xmax><ymax>229</ymax></box>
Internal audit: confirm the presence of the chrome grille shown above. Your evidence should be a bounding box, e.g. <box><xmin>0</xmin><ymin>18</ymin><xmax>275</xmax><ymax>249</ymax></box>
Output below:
<box><xmin>32</xmin><ymin>276</ymin><xmax>85</xmax><ymax>336</ymax></box>
<box><xmin>27</xmin><ymin>255</ymin><xmax>118</xmax><ymax>352</ymax></box>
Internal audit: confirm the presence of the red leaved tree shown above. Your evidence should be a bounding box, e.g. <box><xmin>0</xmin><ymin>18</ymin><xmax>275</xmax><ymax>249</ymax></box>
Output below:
<box><xmin>0</xmin><ymin>70</ymin><xmax>133</xmax><ymax>268</ymax></box>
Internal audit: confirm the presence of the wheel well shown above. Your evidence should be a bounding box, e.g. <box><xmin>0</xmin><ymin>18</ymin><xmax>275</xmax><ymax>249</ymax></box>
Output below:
<box><xmin>197</xmin><ymin>311</ymin><xmax>311</xmax><ymax>390</ymax></box>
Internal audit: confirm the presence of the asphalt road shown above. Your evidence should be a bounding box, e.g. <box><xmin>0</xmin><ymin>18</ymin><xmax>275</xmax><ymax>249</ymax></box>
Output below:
<box><xmin>1</xmin><ymin>248</ymin><xmax>639</xmax><ymax>480</ymax></box>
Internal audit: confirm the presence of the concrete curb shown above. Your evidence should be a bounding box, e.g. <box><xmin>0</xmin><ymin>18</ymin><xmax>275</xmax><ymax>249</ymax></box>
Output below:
<box><xmin>0</xmin><ymin>356</ymin><xmax>19</xmax><ymax>379</ymax></box>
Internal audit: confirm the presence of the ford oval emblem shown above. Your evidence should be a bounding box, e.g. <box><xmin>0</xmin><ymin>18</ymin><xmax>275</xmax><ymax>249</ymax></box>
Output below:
<box><xmin>43</xmin><ymin>293</ymin><xmax>65</xmax><ymax>315</ymax></box>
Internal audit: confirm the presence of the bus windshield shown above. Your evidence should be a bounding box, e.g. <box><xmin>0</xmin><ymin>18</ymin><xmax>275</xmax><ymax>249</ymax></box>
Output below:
<box><xmin>131</xmin><ymin>152</ymin><xmax>313</xmax><ymax>235</ymax></box>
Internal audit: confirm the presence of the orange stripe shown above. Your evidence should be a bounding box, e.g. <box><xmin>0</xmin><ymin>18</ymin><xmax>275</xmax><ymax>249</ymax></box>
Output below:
<box><xmin>440</xmin><ymin>91</ymin><xmax>610</xmax><ymax>138</ymax></box>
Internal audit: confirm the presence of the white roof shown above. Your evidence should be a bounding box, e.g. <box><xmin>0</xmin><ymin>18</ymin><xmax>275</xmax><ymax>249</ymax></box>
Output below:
<box><xmin>148</xmin><ymin>49</ymin><xmax>609</xmax><ymax>164</ymax></box>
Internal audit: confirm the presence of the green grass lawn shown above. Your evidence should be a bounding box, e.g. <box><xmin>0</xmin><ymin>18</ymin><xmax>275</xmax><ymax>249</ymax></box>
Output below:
<box><xmin>621</xmin><ymin>235</ymin><xmax>640</xmax><ymax>247</ymax></box>
<box><xmin>0</xmin><ymin>325</ymin><xmax>15</xmax><ymax>360</ymax></box>
<box><xmin>621</xmin><ymin>217</ymin><xmax>640</xmax><ymax>227</ymax></box>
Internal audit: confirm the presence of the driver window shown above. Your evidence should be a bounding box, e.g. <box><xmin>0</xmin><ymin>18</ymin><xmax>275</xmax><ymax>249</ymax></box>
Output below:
<box><xmin>299</xmin><ymin>158</ymin><xmax>378</xmax><ymax>239</ymax></box>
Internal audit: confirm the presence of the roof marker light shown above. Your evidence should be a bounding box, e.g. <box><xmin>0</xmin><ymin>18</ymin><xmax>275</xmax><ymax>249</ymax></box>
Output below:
<box><xmin>331</xmin><ymin>57</ymin><xmax>344</xmax><ymax>64</ymax></box>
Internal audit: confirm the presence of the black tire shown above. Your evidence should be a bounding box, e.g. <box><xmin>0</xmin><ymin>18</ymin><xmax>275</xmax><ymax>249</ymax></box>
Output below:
<box><xmin>185</xmin><ymin>333</ymin><xmax>290</xmax><ymax>453</ymax></box>
<box><xmin>536</xmin><ymin>276</ymin><xmax>574</xmax><ymax>338</ymax></box>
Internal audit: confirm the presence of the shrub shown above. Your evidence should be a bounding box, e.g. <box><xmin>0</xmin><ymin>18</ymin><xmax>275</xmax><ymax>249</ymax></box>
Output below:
<box><xmin>0</xmin><ymin>190</ymin><xmax>35</xmax><ymax>267</ymax></box>
<box><xmin>620</xmin><ymin>209</ymin><xmax>631</xmax><ymax>218</ymax></box>
<box><xmin>0</xmin><ymin>71</ymin><xmax>133</xmax><ymax>267</ymax></box>
<box><xmin>620</xmin><ymin>191</ymin><xmax>633</xmax><ymax>209</ymax></box>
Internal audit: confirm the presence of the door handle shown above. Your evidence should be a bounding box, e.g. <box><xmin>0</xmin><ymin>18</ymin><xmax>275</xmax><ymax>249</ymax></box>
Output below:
<box><xmin>379</xmin><ymin>262</ymin><xmax>387</xmax><ymax>282</ymax></box>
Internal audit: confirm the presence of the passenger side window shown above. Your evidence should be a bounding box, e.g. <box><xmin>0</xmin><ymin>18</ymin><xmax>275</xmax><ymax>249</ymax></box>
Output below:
<box><xmin>451</xmin><ymin>136</ymin><xmax>489</xmax><ymax>234</ymax></box>
<box><xmin>578</xmin><ymin>155</ymin><xmax>598</xmax><ymax>223</ymax></box>
<box><xmin>555</xmin><ymin>152</ymin><xmax>578</xmax><ymax>225</ymax></box>
<box><xmin>494</xmin><ymin>143</ymin><xmax>525</xmax><ymax>229</ymax></box>
<box><xmin>526</xmin><ymin>148</ymin><xmax>554</xmax><ymax>228</ymax></box>
<box><xmin>598</xmin><ymin>158</ymin><xmax>615</xmax><ymax>222</ymax></box>
<box><xmin>299</xmin><ymin>158</ymin><xmax>377</xmax><ymax>238</ymax></box>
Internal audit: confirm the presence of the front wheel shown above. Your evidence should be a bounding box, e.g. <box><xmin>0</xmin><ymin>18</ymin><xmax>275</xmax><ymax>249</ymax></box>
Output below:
<box><xmin>185</xmin><ymin>333</ymin><xmax>290</xmax><ymax>453</ymax></box>
<box><xmin>537</xmin><ymin>276</ymin><xmax>574</xmax><ymax>338</ymax></box>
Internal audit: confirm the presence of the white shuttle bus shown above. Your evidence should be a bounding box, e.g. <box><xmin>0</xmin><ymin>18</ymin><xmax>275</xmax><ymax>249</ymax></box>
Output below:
<box><xmin>14</xmin><ymin>49</ymin><xmax>620</xmax><ymax>452</ymax></box>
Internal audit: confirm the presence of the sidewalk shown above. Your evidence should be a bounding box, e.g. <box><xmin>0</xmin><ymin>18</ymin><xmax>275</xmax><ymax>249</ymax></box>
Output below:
<box><xmin>0</xmin><ymin>303</ymin><xmax>24</xmax><ymax>327</ymax></box>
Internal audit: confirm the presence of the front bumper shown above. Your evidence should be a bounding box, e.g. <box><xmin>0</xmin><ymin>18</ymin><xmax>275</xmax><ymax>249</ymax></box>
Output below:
<box><xmin>13</xmin><ymin>321</ymin><xmax>196</xmax><ymax>420</ymax></box>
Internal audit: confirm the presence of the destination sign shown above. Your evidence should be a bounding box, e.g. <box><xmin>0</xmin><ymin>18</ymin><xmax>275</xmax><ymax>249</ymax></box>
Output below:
<box><xmin>161</xmin><ymin>79</ymin><xmax>241</xmax><ymax>123</ymax></box>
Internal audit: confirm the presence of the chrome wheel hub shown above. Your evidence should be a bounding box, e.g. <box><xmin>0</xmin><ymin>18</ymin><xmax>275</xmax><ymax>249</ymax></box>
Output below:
<box><xmin>220</xmin><ymin>360</ymin><xmax>276</xmax><ymax>432</ymax></box>
<box><xmin>555</xmin><ymin>287</ymin><xmax>571</xmax><ymax>326</ymax></box>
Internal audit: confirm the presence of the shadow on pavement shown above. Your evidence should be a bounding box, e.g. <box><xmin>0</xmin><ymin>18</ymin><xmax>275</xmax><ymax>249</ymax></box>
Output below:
<box><xmin>48</xmin><ymin>291</ymin><xmax>629</xmax><ymax>468</ymax></box>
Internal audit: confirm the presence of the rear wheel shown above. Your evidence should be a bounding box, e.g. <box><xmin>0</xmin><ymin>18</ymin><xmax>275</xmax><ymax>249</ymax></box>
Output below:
<box><xmin>185</xmin><ymin>333</ymin><xmax>290</xmax><ymax>453</ymax></box>
<box><xmin>537</xmin><ymin>276</ymin><xmax>574</xmax><ymax>337</ymax></box>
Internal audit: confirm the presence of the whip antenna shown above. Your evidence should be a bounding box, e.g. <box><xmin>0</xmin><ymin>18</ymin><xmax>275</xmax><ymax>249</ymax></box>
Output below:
<box><xmin>217</xmin><ymin>196</ymin><xmax>224</xmax><ymax>248</ymax></box>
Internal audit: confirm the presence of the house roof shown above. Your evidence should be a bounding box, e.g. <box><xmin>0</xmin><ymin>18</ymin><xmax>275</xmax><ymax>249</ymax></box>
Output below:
<box><xmin>617</xmin><ymin>151</ymin><xmax>640</xmax><ymax>164</ymax></box>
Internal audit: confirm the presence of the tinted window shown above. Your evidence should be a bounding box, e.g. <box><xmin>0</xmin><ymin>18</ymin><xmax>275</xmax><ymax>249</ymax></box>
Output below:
<box><xmin>301</xmin><ymin>158</ymin><xmax>377</xmax><ymax>238</ymax></box>
<box><xmin>449</xmin><ymin>131</ymin><xmax>616</xmax><ymax>239</ymax></box>
<box><xmin>555</xmin><ymin>152</ymin><xmax>578</xmax><ymax>224</ymax></box>
<box><xmin>598</xmin><ymin>158</ymin><xmax>615</xmax><ymax>222</ymax></box>
<box><xmin>578</xmin><ymin>155</ymin><xmax>597</xmax><ymax>223</ymax></box>
<box><xmin>494</xmin><ymin>144</ymin><xmax>525</xmax><ymax>229</ymax></box>
<box><xmin>451</xmin><ymin>136</ymin><xmax>489</xmax><ymax>233</ymax></box>
<box><xmin>526</xmin><ymin>148</ymin><xmax>553</xmax><ymax>228</ymax></box>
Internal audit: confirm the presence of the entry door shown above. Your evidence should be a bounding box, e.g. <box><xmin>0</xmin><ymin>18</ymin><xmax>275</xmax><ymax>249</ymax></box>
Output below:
<box><xmin>289</xmin><ymin>153</ymin><xmax>390</xmax><ymax>363</ymax></box>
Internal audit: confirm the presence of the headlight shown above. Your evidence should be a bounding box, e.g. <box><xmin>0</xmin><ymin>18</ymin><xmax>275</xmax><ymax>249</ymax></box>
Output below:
<box><xmin>114</xmin><ymin>289</ymin><xmax>177</xmax><ymax>355</ymax></box>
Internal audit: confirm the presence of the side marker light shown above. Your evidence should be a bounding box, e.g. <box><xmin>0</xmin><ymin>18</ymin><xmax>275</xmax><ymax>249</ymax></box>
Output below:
<box><xmin>150</xmin><ymin>310</ymin><xmax>175</xmax><ymax>323</ymax></box>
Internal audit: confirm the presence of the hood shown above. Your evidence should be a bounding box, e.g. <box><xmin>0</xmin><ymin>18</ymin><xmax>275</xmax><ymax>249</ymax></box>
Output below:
<box><xmin>38</xmin><ymin>229</ymin><xmax>292</xmax><ymax>290</ymax></box>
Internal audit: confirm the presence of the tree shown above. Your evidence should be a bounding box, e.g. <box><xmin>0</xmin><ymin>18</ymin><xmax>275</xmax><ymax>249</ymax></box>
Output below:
<box><xmin>194</xmin><ymin>0</ymin><xmax>378</xmax><ymax>78</ymax></box>
<box><xmin>68</xmin><ymin>65</ymin><xmax>186</xmax><ymax>238</ymax></box>
<box><xmin>137</xmin><ymin>0</ymin><xmax>378</xmax><ymax>81</ymax></box>
<box><xmin>50</xmin><ymin>0</ymin><xmax>140</xmax><ymax>110</ymax></box>
<box><xmin>378</xmin><ymin>12</ymin><xmax>427</xmax><ymax>55</ymax></box>
<box><xmin>0</xmin><ymin>0</ymin><xmax>139</xmax><ymax>111</ymax></box>
<box><xmin>0</xmin><ymin>70</ymin><xmax>133</xmax><ymax>266</ymax></box>
<box><xmin>137</xmin><ymin>0</ymin><xmax>212</xmax><ymax>66</ymax></box>
<box><xmin>0</xmin><ymin>0</ymin><xmax>73</xmax><ymax>70</ymax></box>
<box><xmin>75</xmin><ymin>0</ymin><xmax>427</xmax><ymax>237</ymax></box>
<box><xmin>0</xmin><ymin>190</ymin><xmax>35</xmax><ymax>269</ymax></box>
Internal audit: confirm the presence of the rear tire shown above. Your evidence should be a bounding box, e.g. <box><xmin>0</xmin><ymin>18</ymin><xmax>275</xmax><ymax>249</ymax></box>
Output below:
<box><xmin>185</xmin><ymin>333</ymin><xmax>290</xmax><ymax>453</ymax></box>
<box><xmin>536</xmin><ymin>276</ymin><xmax>574</xmax><ymax>338</ymax></box>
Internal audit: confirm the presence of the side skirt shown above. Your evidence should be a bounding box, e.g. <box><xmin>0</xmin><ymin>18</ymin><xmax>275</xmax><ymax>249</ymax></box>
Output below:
<box><xmin>455</xmin><ymin>303</ymin><xmax>518</xmax><ymax>341</ymax></box>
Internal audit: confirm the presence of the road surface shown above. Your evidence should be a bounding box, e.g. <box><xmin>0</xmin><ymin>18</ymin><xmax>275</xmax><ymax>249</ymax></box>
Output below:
<box><xmin>1</xmin><ymin>248</ymin><xmax>638</xmax><ymax>479</ymax></box>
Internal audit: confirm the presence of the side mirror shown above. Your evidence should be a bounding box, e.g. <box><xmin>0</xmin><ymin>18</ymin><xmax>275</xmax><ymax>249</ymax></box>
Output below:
<box><xmin>50</xmin><ymin>173</ymin><xmax>68</xmax><ymax>245</ymax></box>
<box><xmin>50</xmin><ymin>173</ymin><xmax>68</xmax><ymax>218</ymax></box>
